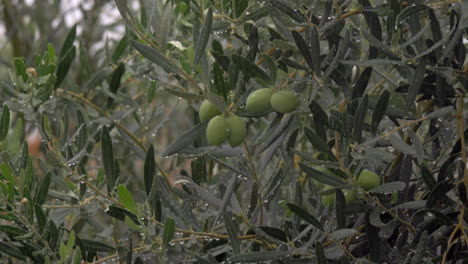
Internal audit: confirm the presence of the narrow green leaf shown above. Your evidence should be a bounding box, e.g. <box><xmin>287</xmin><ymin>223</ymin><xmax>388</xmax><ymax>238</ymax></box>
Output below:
<box><xmin>55</xmin><ymin>46</ymin><xmax>76</xmax><ymax>88</ymax></box>
<box><xmin>60</xmin><ymin>25</ymin><xmax>77</xmax><ymax>58</ymax></box>
<box><xmin>231</xmin><ymin>54</ymin><xmax>271</xmax><ymax>84</ymax></box>
<box><xmin>369</xmin><ymin>181</ymin><xmax>406</xmax><ymax>194</ymax></box>
<box><xmin>246</xmin><ymin>25</ymin><xmax>259</xmax><ymax>61</ymax></box>
<box><xmin>0</xmin><ymin>225</ymin><xmax>28</xmax><ymax>238</ymax></box>
<box><xmin>212</xmin><ymin>63</ymin><xmax>228</xmax><ymax>100</ymax></box>
<box><xmin>161</xmin><ymin>121</ymin><xmax>208</xmax><ymax>157</ymax></box>
<box><xmin>299</xmin><ymin>163</ymin><xmax>345</xmax><ymax>187</ymax></box>
<box><xmin>162</xmin><ymin>218</ymin><xmax>176</xmax><ymax>246</ymax></box>
<box><xmin>330</xmin><ymin>228</ymin><xmax>356</xmax><ymax>240</ymax></box>
<box><xmin>353</xmin><ymin>94</ymin><xmax>368</xmax><ymax>142</ymax></box>
<box><xmin>406</xmin><ymin>129</ymin><xmax>424</xmax><ymax>164</ymax></box>
<box><xmin>389</xmin><ymin>134</ymin><xmax>416</xmax><ymax>155</ymax></box>
<box><xmin>421</xmin><ymin>166</ymin><xmax>436</xmax><ymax>190</ymax></box>
<box><xmin>269</xmin><ymin>0</ymin><xmax>305</xmax><ymax>23</ymax></box>
<box><xmin>109</xmin><ymin>63</ymin><xmax>125</xmax><ymax>94</ymax></box>
<box><xmin>0</xmin><ymin>242</ymin><xmax>27</xmax><ymax>260</ymax></box>
<box><xmin>229</xmin><ymin>251</ymin><xmax>290</xmax><ymax>262</ymax></box>
<box><xmin>351</xmin><ymin>67</ymin><xmax>372</xmax><ymax>100</ymax></box>
<box><xmin>47</xmin><ymin>43</ymin><xmax>56</xmax><ymax>64</ymax></box>
<box><xmin>412</xmin><ymin>231</ymin><xmax>427</xmax><ymax>264</ymax></box>
<box><xmin>341</xmin><ymin>59</ymin><xmax>404</xmax><ymax>67</ymax></box>
<box><xmin>365</xmin><ymin>212</ymin><xmax>381</xmax><ymax>262</ymax></box>
<box><xmin>114</xmin><ymin>0</ymin><xmax>142</xmax><ymax>35</ymax></box>
<box><xmin>405</xmin><ymin>58</ymin><xmax>427</xmax><ymax>114</ymax></box>
<box><xmin>223</xmin><ymin>213</ymin><xmax>240</xmax><ymax>254</ymax></box>
<box><xmin>307</xmin><ymin>26</ymin><xmax>321</xmax><ymax>77</ymax></box>
<box><xmin>193</xmin><ymin>7</ymin><xmax>213</xmax><ymax>69</ymax></box>
<box><xmin>112</xmin><ymin>35</ymin><xmax>129</xmax><ymax>62</ymax></box>
<box><xmin>144</xmin><ymin>144</ymin><xmax>155</xmax><ymax>196</ymax></box>
<box><xmin>393</xmin><ymin>200</ymin><xmax>427</xmax><ymax>210</ymax></box>
<box><xmin>371</xmin><ymin>90</ymin><xmax>390</xmax><ymax>134</ymax></box>
<box><xmin>117</xmin><ymin>185</ymin><xmax>137</xmax><ymax>215</ymax></box>
<box><xmin>309</xmin><ymin>101</ymin><xmax>329</xmax><ymax>141</ymax></box>
<box><xmin>304</xmin><ymin>127</ymin><xmax>332</xmax><ymax>155</ymax></box>
<box><xmin>316</xmin><ymin>241</ymin><xmax>327</xmax><ymax>264</ymax></box>
<box><xmin>130</xmin><ymin>40</ymin><xmax>181</xmax><ymax>75</ymax></box>
<box><xmin>335</xmin><ymin>189</ymin><xmax>346</xmax><ymax>228</ymax></box>
<box><xmin>361</xmin><ymin>28</ymin><xmax>400</xmax><ymax>60</ymax></box>
<box><xmin>78</xmin><ymin>41</ymin><xmax>91</xmax><ymax>77</ymax></box>
<box><xmin>101</xmin><ymin>126</ymin><xmax>116</xmax><ymax>193</ymax></box>
<box><xmin>34</xmin><ymin>172</ymin><xmax>51</xmax><ymax>205</ymax></box>
<box><xmin>286</xmin><ymin>203</ymin><xmax>324</xmax><ymax>231</ymax></box>
<box><xmin>125</xmin><ymin>215</ymin><xmax>141</xmax><ymax>231</ymax></box>
<box><xmin>292</xmin><ymin>30</ymin><xmax>315</xmax><ymax>72</ymax></box>
<box><xmin>80</xmin><ymin>239</ymin><xmax>116</xmax><ymax>252</ymax></box>
<box><xmin>0</xmin><ymin>105</ymin><xmax>10</xmax><ymax>141</ymax></box>
<box><xmin>105</xmin><ymin>205</ymin><xmax>140</xmax><ymax>224</ymax></box>
<box><xmin>107</xmin><ymin>63</ymin><xmax>126</xmax><ymax>106</ymax></box>
<box><xmin>14</xmin><ymin>57</ymin><xmax>28</xmax><ymax>81</ymax></box>
<box><xmin>396</xmin><ymin>4</ymin><xmax>429</xmax><ymax>25</ymax></box>
<box><xmin>259</xmin><ymin>54</ymin><xmax>277</xmax><ymax>85</ymax></box>
<box><xmin>323</xmin><ymin>30</ymin><xmax>350</xmax><ymax>79</ymax></box>
<box><xmin>424</xmin><ymin>106</ymin><xmax>454</xmax><ymax>120</ymax></box>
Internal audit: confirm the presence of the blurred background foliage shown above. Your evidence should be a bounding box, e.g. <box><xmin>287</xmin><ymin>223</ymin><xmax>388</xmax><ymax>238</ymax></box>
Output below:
<box><xmin>0</xmin><ymin>0</ymin><xmax>468</xmax><ymax>263</ymax></box>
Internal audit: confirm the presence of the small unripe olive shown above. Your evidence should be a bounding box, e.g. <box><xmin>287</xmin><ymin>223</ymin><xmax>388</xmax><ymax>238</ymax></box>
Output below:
<box><xmin>245</xmin><ymin>88</ymin><xmax>273</xmax><ymax>113</ymax></box>
<box><xmin>199</xmin><ymin>100</ymin><xmax>221</xmax><ymax>121</ymax></box>
<box><xmin>206</xmin><ymin>115</ymin><xmax>227</xmax><ymax>146</ymax></box>
<box><xmin>357</xmin><ymin>170</ymin><xmax>380</xmax><ymax>191</ymax></box>
<box><xmin>270</xmin><ymin>91</ymin><xmax>299</xmax><ymax>113</ymax></box>
<box><xmin>225</xmin><ymin>114</ymin><xmax>246</xmax><ymax>147</ymax></box>
<box><xmin>344</xmin><ymin>190</ymin><xmax>358</xmax><ymax>205</ymax></box>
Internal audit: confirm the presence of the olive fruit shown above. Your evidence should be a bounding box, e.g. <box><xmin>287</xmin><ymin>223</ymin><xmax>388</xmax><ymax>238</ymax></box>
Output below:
<box><xmin>270</xmin><ymin>91</ymin><xmax>299</xmax><ymax>113</ymax></box>
<box><xmin>245</xmin><ymin>88</ymin><xmax>273</xmax><ymax>113</ymax></box>
<box><xmin>344</xmin><ymin>190</ymin><xmax>358</xmax><ymax>205</ymax></box>
<box><xmin>199</xmin><ymin>100</ymin><xmax>221</xmax><ymax>121</ymax></box>
<box><xmin>322</xmin><ymin>186</ymin><xmax>358</xmax><ymax>207</ymax></box>
<box><xmin>206</xmin><ymin>115</ymin><xmax>227</xmax><ymax>146</ymax></box>
<box><xmin>225</xmin><ymin>114</ymin><xmax>246</xmax><ymax>147</ymax></box>
<box><xmin>357</xmin><ymin>170</ymin><xmax>380</xmax><ymax>190</ymax></box>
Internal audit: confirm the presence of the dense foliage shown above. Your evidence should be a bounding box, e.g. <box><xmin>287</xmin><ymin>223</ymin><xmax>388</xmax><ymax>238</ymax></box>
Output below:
<box><xmin>1</xmin><ymin>0</ymin><xmax>468</xmax><ymax>263</ymax></box>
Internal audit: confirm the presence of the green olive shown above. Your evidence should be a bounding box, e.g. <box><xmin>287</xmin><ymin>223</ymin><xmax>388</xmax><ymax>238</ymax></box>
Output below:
<box><xmin>199</xmin><ymin>100</ymin><xmax>221</xmax><ymax>121</ymax></box>
<box><xmin>245</xmin><ymin>88</ymin><xmax>273</xmax><ymax>113</ymax></box>
<box><xmin>344</xmin><ymin>190</ymin><xmax>358</xmax><ymax>205</ymax></box>
<box><xmin>206</xmin><ymin>115</ymin><xmax>227</xmax><ymax>146</ymax></box>
<box><xmin>270</xmin><ymin>91</ymin><xmax>299</xmax><ymax>113</ymax></box>
<box><xmin>357</xmin><ymin>170</ymin><xmax>380</xmax><ymax>191</ymax></box>
<box><xmin>225</xmin><ymin>114</ymin><xmax>246</xmax><ymax>147</ymax></box>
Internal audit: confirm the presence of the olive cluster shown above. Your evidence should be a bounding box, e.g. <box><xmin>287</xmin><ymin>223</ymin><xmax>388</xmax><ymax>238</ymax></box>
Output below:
<box><xmin>199</xmin><ymin>88</ymin><xmax>299</xmax><ymax>147</ymax></box>
<box><xmin>199</xmin><ymin>101</ymin><xmax>246</xmax><ymax>147</ymax></box>
<box><xmin>319</xmin><ymin>169</ymin><xmax>381</xmax><ymax>207</ymax></box>
<box><xmin>245</xmin><ymin>88</ymin><xmax>299</xmax><ymax>114</ymax></box>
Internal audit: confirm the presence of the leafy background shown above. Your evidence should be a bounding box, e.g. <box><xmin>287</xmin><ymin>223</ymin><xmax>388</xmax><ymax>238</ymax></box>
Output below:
<box><xmin>0</xmin><ymin>0</ymin><xmax>468</xmax><ymax>263</ymax></box>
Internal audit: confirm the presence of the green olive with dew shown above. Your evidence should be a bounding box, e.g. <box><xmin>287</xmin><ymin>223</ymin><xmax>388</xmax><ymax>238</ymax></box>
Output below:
<box><xmin>199</xmin><ymin>100</ymin><xmax>221</xmax><ymax>121</ymax></box>
<box><xmin>245</xmin><ymin>88</ymin><xmax>273</xmax><ymax>113</ymax></box>
<box><xmin>225</xmin><ymin>114</ymin><xmax>246</xmax><ymax>147</ymax></box>
<box><xmin>270</xmin><ymin>91</ymin><xmax>300</xmax><ymax>113</ymax></box>
<box><xmin>206</xmin><ymin>115</ymin><xmax>227</xmax><ymax>146</ymax></box>
<box><xmin>357</xmin><ymin>170</ymin><xmax>380</xmax><ymax>191</ymax></box>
